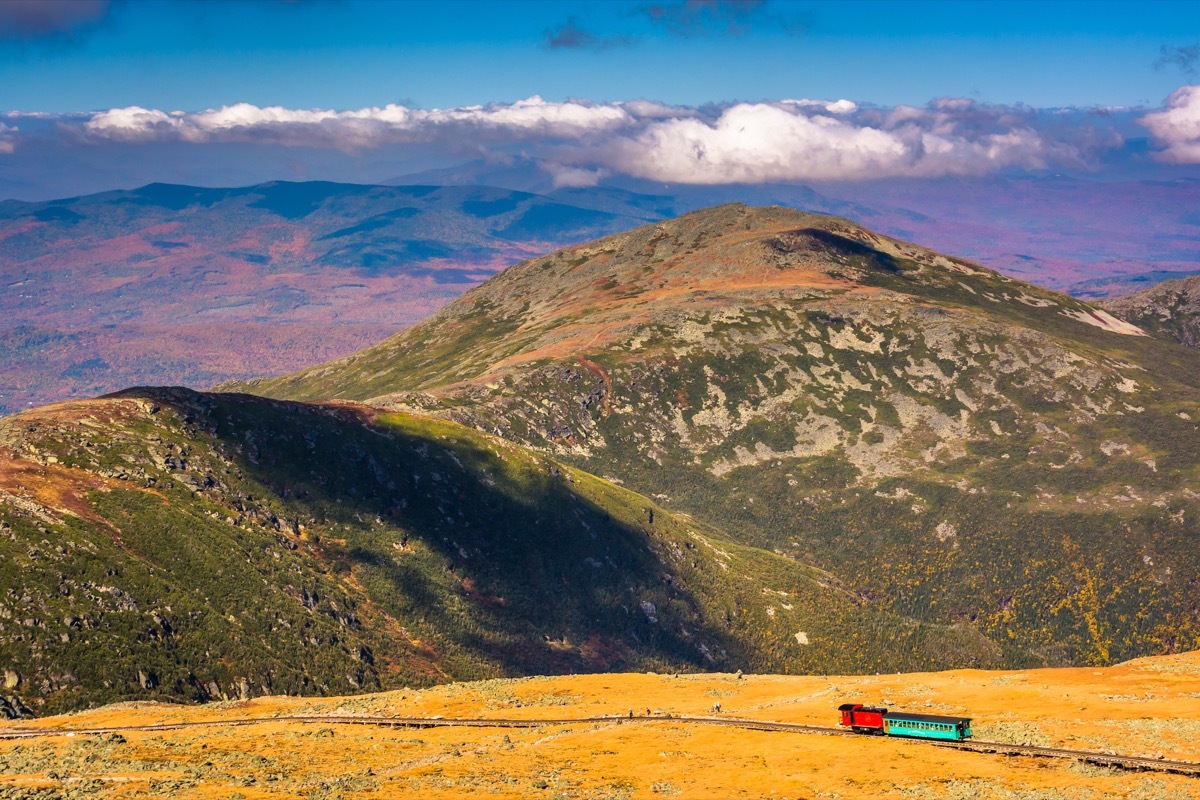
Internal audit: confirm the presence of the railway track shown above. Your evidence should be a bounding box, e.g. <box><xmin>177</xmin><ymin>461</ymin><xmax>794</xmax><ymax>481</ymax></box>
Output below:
<box><xmin>1</xmin><ymin>713</ymin><xmax>1197</xmax><ymax>777</ymax></box>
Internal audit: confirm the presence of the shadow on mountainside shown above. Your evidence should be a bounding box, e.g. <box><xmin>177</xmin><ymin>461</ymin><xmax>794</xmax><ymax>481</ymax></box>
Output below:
<box><xmin>109</xmin><ymin>386</ymin><xmax>735</xmax><ymax>681</ymax></box>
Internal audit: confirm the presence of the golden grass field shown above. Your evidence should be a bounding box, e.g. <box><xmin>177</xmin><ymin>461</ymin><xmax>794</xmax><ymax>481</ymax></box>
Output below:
<box><xmin>3</xmin><ymin>652</ymin><xmax>1199</xmax><ymax>799</ymax></box>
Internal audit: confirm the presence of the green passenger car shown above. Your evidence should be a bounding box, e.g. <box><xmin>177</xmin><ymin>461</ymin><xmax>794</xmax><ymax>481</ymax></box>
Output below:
<box><xmin>883</xmin><ymin>712</ymin><xmax>972</xmax><ymax>741</ymax></box>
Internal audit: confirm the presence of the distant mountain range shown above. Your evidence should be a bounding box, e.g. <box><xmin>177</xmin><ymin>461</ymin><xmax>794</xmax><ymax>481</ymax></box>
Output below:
<box><xmin>0</xmin><ymin>182</ymin><xmax>660</xmax><ymax>415</ymax></box>
<box><xmin>4</xmin><ymin>176</ymin><xmax>1200</xmax><ymax>415</ymax></box>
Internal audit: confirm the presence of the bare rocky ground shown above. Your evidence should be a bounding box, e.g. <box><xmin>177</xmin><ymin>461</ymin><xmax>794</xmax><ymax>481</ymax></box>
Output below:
<box><xmin>1100</xmin><ymin>275</ymin><xmax>1200</xmax><ymax>349</ymax></box>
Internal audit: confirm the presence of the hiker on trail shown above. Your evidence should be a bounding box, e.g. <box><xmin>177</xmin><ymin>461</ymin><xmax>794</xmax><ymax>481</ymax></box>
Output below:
<box><xmin>712</xmin><ymin>702</ymin><xmax>721</xmax><ymax>713</ymax></box>
<box><xmin>629</xmin><ymin>709</ymin><xmax>634</xmax><ymax>718</ymax></box>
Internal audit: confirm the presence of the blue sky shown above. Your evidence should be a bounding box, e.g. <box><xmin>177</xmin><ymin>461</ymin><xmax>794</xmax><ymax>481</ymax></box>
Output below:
<box><xmin>1</xmin><ymin>0</ymin><xmax>1199</xmax><ymax>200</ymax></box>
<box><xmin>3</xmin><ymin>0</ymin><xmax>1198</xmax><ymax>112</ymax></box>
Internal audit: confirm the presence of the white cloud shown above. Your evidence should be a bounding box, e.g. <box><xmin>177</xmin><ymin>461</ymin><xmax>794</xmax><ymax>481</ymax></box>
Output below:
<box><xmin>83</xmin><ymin>96</ymin><xmax>632</xmax><ymax>148</ymax></box>
<box><xmin>781</xmin><ymin>98</ymin><xmax>858</xmax><ymax>115</ymax></box>
<box><xmin>0</xmin><ymin>123</ymin><xmax>17</xmax><ymax>154</ymax></box>
<box><xmin>600</xmin><ymin>101</ymin><xmax>1066</xmax><ymax>183</ymax></box>
<box><xmin>449</xmin><ymin>96</ymin><xmax>630</xmax><ymax>134</ymax></box>
<box><xmin>620</xmin><ymin>99</ymin><xmax>701</xmax><ymax>119</ymax></box>
<box><xmin>608</xmin><ymin>104</ymin><xmax>901</xmax><ymax>182</ymax></box>
<box><xmin>85</xmin><ymin>106</ymin><xmax>184</xmax><ymax>140</ymax></box>
<box><xmin>546</xmin><ymin>164</ymin><xmax>608</xmax><ymax>188</ymax></box>
<box><xmin>1139</xmin><ymin>85</ymin><xmax>1200</xmax><ymax>163</ymax></box>
<box><xmin>824</xmin><ymin>99</ymin><xmax>858</xmax><ymax>115</ymax></box>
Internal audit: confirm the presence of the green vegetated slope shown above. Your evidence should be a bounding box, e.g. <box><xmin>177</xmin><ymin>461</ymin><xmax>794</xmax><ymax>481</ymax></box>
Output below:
<box><xmin>1100</xmin><ymin>274</ymin><xmax>1200</xmax><ymax>348</ymax></box>
<box><xmin>0</xmin><ymin>387</ymin><xmax>997</xmax><ymax>716</ymax></box>
<box><xmin>239</xmin><ymin>203</ymin><xmax>1200</xmax><ymax>668</ymax></box>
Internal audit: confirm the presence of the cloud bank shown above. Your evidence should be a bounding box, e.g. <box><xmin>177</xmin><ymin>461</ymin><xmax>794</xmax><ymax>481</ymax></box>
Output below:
<box><xmin>2</xmin><ymin>88</ymin><xmax>1197</xmax><ymax>196</ymax></box>
<box><xmin>606</xmin><ymin>100</ymin><xmax>1083</xmax><ymax>183</ymax></box>
<box><xmin>67</xmin><ymin>96</ymin><xmax>1124</xmax><ymax>180</ymax></box>
<box><xmin>83</xmin><ymin>97</ymin><xmax>635</xmax><ymax>147</ymax></box>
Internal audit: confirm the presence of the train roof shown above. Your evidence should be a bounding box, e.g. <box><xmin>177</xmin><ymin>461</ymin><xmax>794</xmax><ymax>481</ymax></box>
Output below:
<box><xmin>837</xmin><ymin>703</ymin><xmax>886</xmax><ymax>713</ymax></box>
<box><xmin>885</xmin><ymin>711</ymin><xmax>972</xmax><ymax>725</ymax></box>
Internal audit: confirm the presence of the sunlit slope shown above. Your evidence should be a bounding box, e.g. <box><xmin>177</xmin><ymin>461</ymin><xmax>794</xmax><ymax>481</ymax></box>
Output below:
<box><xmin>237</xmin><ymin>204</ymin><xmax>1200</xmax><ymax>666</ymax></box>
<box><xmin>0</xmin><ymin>387</ymin><xmax>1000</xmax><ymax>716</ymax></box>
<box><xmin>3</xmin><ymin>652</ymin><xmax>1200</xmax><ymax>799</ymax></box>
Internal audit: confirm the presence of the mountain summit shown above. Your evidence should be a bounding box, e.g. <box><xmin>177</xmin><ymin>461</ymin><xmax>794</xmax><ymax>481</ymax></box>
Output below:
<box><xmin>238</xmin><ymin>203</ymin><xmax>1200</xmax><ymax>667</ymax></box>
<box><xmin>240</xmin><ymin>203</ymin><xmax>1148</xmax><ymax>405</ymax></box>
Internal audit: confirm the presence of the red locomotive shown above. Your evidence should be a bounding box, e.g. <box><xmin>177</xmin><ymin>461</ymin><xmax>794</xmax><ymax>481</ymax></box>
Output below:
<box><xmin>839</xmin><ymin>703</ymin><xmax>887</xmax><ymax>734</ymax></box>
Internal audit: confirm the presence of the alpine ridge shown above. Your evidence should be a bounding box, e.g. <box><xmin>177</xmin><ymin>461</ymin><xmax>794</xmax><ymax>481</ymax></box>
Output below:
<box><xmin>1100</xmin><ymin>274</ymin><xmax>1200</xmax><ymax>349</ymax></box>
<box><xmin>236</xmin><ymin>203</ymin><xmax>1200</xmax><ymax>668</ymax></box>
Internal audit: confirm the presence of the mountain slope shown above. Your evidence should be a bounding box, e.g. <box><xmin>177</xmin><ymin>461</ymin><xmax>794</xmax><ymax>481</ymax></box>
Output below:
<box><xmin>236</xmin><ymin>204</ymin><xmax>1200</xmax><ymax>667</ymax></box>
<box><xmin>0</xmin><ymin>386</ymin><xmax>998</xmax><ymax>716</ymax></box>
<box><xmin>1099</xmin><ymin>274</ymin><xmax>1200</xmax><ymax>348</ymax></box>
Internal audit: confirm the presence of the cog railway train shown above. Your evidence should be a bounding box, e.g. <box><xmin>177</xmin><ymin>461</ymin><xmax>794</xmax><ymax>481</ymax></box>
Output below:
<box><xmin>838</xmin><ymin>703</ymin><xmax>973</xmax><ymax>742</ymax></box>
